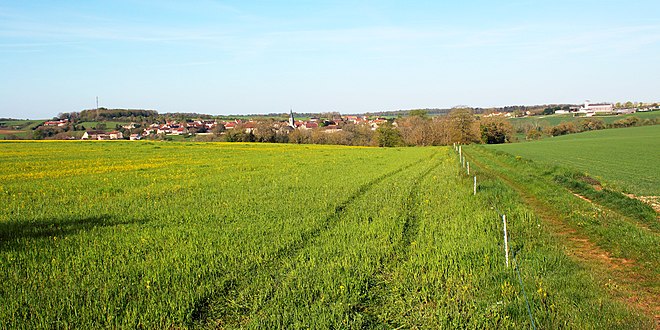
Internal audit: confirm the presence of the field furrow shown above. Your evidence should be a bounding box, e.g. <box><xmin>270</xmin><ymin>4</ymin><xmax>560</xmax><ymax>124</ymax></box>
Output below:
<box><xmin>189</xmin><ymin>158</ymin><xmax>427</xmax><ymax>327</ymax></box>
<box><xmin>203</xmin><ymin>152</ymin><xmax>443</xmax><ymax>328</ymax></box>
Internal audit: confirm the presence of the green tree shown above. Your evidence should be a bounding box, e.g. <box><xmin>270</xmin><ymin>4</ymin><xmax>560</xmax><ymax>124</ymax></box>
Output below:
<box><xmin>578</xmin><ymin>118</ymin><xmax>605</xmax><ymax>131</ymax></box>
<box><xmin>408</xmin><ymin>109</ymin><xmax>428</xmax><ymax>119</ymax></box>
<box><xmin>526</xmin><ymin>129</ymin><xmax>543</xmax><ymax>140</ymax></box>
<box><xmin>546</xmin><ymin>122</ymin><xmax>578</xmax><ymax>136</ymax></box>
<box><xmin>374</xmin><ymin>122</ymin><xmax>403</xmax><ymax>147</ymax></box>
<box><xmin>479</xmin><ymin>117</ymin><xmax>513</xmax><ymax>144</ymax></box>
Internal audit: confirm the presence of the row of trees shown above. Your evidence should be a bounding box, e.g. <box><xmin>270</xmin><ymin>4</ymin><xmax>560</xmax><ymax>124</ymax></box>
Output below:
<box><xmin>614</xmin><ymin>101</ymin><xmax>658</xmax><ymax>109</ymax></box>
<box><xmin>525</xmin><ymin>116</ymin><xmax>658</xmax><ymax>139</ymax></box>
<box><xmin>58</xmin><ymin>108</ymin><xmax>158</xmax><ymax>122</ymax></box>
<box><xmin>194</xmin><ymin>109</ymin><xmax>513</xmax><ymax>147</ymax></box>
<box><xmin>28</xmin><ymin>109</ymin><xmax>518</xmax><ymax>145</ymax></box>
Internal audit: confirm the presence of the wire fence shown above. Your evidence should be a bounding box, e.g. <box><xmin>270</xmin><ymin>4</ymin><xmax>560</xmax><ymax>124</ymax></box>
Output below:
<box><xmin>453</xmin><ymin>143</ymin><xmax>537</xmax><ymax>329</ymax></box>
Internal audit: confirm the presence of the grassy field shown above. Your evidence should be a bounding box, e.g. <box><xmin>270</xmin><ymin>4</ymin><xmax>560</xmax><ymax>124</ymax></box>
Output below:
<box><xmin>0</xmin><ymin>119</ymin><xmax>44</xmax><ymax>128</ymax></box>
<box><xmin>0</xmin><ymin>120</ymin><xmax>131</xmax><ymax>139</ymax></box>
<box><xmin>464</xmin><ymin>145</ymin><xmax>659</xmax><ymax>327</ymax></box>
<box><xmin>0</xmin><ymin>141</ymin><xmax>652</xmax><ymax>328</ymax></box>
<box><xmin>486</xmin><ymin>125</ymin><xmax>660</xmax><ymax>196</ymax></box>
<box><xmin>0</xmin><ymin>120</ymin><xmax>44</xmax><ymax>139</ymax></box>
<box><xmin>509</xmin><ymin>110</ymin><xmax>660</xmax><ymax>128</ymax></box>
<box><xmin>76</xmin><ymin>121</ymin><xmax>130</xmax><ymax>130</ymax></box>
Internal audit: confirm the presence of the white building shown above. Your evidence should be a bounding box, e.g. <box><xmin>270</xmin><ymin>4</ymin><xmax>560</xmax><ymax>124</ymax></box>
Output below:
<box><xmin>580</xmin><ymin>100</ymin><xmax>613</xmax><ymax>114</ymax></box>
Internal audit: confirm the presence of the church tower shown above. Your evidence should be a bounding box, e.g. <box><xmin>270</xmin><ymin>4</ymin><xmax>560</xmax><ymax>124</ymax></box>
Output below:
<box><xmin>288</xmin><ymin>109</ymin><xmax>295</xmax><ymax>128</ymax></box>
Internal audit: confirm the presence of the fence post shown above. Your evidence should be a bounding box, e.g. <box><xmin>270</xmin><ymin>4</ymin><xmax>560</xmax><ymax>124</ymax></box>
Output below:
<box><xmin>467</xmin><ymin>162</ymin><xmax>470</xmax><ymax>175</ymax></box>
<box><xmin>503</xmin><ymin>214</ymin><xmax>509</xmax><ymax>267</ymax></box>
<box><xmin>473</xmin><ymin>175</ymin><xmax>477</xmax><ymax>195</ymax></box>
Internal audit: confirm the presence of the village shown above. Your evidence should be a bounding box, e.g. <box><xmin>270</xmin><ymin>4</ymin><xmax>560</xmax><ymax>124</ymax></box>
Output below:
<box><xmin>73</xmin><ymin>101</ymin><xmax>659</xmax><ymax>141</ymax></box>
<box><xmin>17</xmin><ymin>100</ymin><xmax>657</xmax><ymax>143</ymax></box>
<box><xmin>78</xmin><ymin>111</ymin><xmax>391</xmax><ymax>140</ymax></box>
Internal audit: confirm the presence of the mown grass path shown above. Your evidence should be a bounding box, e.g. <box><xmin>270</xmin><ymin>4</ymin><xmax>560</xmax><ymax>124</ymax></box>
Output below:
<box><xmin>465</xmin><ymin>146</ymin><xmax>660</xmax><ymax>327</ymax></box>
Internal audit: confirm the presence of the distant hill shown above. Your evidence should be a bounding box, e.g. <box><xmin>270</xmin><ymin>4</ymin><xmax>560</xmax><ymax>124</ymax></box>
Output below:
<box><xmin>77</xmin><ymin>108</ymin><xmax>158</xmax><ymax>121</ymax></box>
<box><xmin>51</xmin><ymin>104</ymin><xmax>579</xmax><ymax>122</ymax></box>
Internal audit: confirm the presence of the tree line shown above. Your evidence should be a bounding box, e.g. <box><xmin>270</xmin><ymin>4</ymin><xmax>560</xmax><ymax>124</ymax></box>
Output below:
<box><xmin>196</xmin><ymin>109</ymin><xmax>514</xmax><ymax>147</ymax></box>
<box><xmin>57</xmin><ymin>108</ymin><xmax>159</xmax><ymax>122</ymax></box>
<box><xmin>520</xmin><ymin>116</ymin><xmax>659</xmax><ymax>140</ymax></box>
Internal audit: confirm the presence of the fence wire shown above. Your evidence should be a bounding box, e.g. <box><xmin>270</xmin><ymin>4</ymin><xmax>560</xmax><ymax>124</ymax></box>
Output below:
<box><xmin>455</xmin><ymin>145</ymin><xmax>537</xmax><ymax>329</ymax></box>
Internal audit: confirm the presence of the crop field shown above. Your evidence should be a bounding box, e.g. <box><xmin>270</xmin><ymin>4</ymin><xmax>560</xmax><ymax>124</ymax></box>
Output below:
<box><xmin>0</xmin><ymin>141</ymin><xmax>653</xmax><ymax>328</ymax></box>
<box><xmin>487</xmin><ymin>125</ymin><xmax>660</xmax><ymax>196</ymax></box>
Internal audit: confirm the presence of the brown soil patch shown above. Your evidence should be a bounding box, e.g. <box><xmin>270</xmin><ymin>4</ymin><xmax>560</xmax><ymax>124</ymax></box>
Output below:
<box><xmin>579</xmin><ymin>175</ymin><xmax>601</xmax><ymax>186</ymax></box>
<box><xmin>572</xmin><ymin>193</ymin><xmax>593</xmax><ymax>203</ymax></box>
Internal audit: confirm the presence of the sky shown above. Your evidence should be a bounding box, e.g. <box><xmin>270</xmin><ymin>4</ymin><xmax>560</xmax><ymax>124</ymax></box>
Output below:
<box><xmin>1</xmin><ymin>0</ymin><xmax>659</xmax><ymax>118</ymax></box>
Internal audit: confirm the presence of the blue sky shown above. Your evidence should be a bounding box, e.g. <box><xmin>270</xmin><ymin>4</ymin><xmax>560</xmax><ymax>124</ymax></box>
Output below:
<box><xmin>1</xmin><ymin>0</ymin><xmax>659</xmax><ymax>118</ymax></box>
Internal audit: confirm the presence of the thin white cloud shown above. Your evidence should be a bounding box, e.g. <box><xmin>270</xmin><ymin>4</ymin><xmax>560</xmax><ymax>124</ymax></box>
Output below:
<box><xmin>143</xmin><ymin>60</ymin><xmax>217</xmax><ymax>69</ymax></box>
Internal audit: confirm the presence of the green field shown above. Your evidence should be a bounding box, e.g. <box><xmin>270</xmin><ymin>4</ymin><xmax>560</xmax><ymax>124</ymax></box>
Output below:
<box><xmin>487</xmin><ymin>125</ymin><xmax>660</xmax><ymax>196</ymax></box>
<box><xmin>509</xmin><ymin>110</ymin><xmax>660</xmax><ymax>128</ymax></box>
<box><xmin>76</xmin><ymin>121</ymin><xmax>131</xmax><ymax>130</ymax></box>
<box><xmin>0</xmin><ymin>119</ymin><xmax>44</xmax><ymax>128</ymax></box>
<box><xmin>463</xmin><ymin>144</ymin><xmax>659</xmax><ymax>326</ymax></box>
<box><xmin>0</xmin><ymin>141</ymin><xmax>653</xmax><ymax>328</ymax></box>
<box><xmin>0</xmin><ymin>120</ymin><xmax>44</xmax><ymax>139</ymax></box>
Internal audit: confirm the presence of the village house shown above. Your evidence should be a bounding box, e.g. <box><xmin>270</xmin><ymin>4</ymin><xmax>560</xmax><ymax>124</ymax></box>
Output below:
<box><xmin>108</xmin><ymin>131</ymin><xmax>124</xmax><ymax>139</ymax></box>
<box><xmin>369</xmin><ymin>118</ymin><xmax>388</xmax><ymax>130</ymax></box>
<box><xmin>44</xmin><ymin>119</ymin><xmax>69</xmax><ymax>127</ymax></box>
<box><xmin>170</xmin><ymin>127</ymin><xmax>188</xmax><ymax>135</ymax></box>
<box><xmin>323</xmin><ymin>125</ymin><xmax>342</xmax><ymax>133</ymax></box>
<box><xmin>81</xmin><ymin>131</ymin><xmax>102</xmax><ymax>140</ymax></box>
<box><xmin>243</xmin><ymin>122</ymin><xmax>256</xmax><ymax>133</ymax></box>
<box><xmin>156</xmin><ymin>127</ymin><xmax>170</xmax><ymax>134</ymax></box>
<box><xmin>300</xmin><ymin>122</ymin><xmax>319</xmax><ymax>130</ymax></box>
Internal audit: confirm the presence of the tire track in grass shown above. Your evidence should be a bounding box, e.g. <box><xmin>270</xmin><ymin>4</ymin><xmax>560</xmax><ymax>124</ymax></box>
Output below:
<box><xmin>231</xmin><ymin>152</ymin><xmax>443</xmax><ymax>328</ymax></box>
<box><xmin>188</xmin><ymin>158</ymin><xmax>427</xmax><ymax>327</ymax></box>
<box><xmin>354</xmin><ymin>156</ymin><xmax>445</xmax><ymax>327</ymax></box>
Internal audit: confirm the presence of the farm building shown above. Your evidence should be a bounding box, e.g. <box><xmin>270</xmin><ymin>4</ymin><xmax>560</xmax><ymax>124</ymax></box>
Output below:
<box><xmin>81</xmin><ymin>131</ymin><xmax>123</xmax><ymax>140</ymax></box>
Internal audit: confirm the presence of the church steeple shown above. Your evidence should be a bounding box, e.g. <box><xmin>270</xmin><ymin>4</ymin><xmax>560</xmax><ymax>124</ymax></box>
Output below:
<box><xmin>288</xmin><ymin>108</ymin><xmax>295</xmax><ymax>128</ymax></box>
